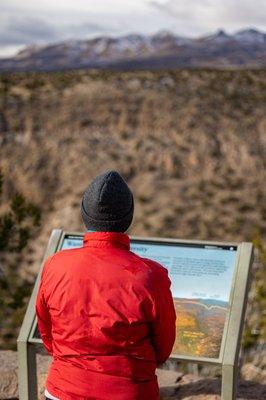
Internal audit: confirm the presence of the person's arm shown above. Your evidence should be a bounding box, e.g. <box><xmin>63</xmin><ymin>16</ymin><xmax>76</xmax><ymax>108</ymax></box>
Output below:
<box><xmin>35</xmin><ymin>258</ymin><xmax>53</xmax><ymax>355</ymax></box>
<box><xmin>146</xmin><ymin>260</ymin><xmax>176</xmax><ymax>365</ymax></box>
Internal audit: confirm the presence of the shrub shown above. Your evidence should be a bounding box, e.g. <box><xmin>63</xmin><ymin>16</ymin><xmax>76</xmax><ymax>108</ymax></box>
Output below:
<box><xmin>0</xmin><ymin>169</ymin><xmax>41</xmax><ymax>349</ymax></box>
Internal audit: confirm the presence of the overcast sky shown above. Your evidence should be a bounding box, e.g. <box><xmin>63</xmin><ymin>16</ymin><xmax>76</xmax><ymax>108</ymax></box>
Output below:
<box><xmin>1</xmin><ymin>0</ymin><xmax>265</xmax><ymax>57</ymax></box>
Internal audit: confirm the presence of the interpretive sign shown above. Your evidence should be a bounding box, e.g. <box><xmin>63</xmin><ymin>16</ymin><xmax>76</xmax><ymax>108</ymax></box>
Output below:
<box><xmin>18</xmin><ymin>230</ymin><xmax>253</xmax><ymax>400</ymax></box>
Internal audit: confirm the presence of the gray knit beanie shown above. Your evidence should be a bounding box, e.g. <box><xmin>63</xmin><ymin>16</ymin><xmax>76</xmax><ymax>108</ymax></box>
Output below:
<box><xmin>81</xmin><ymin>170</ymin><xmax>134</xmax><ymax>232</ymax></box>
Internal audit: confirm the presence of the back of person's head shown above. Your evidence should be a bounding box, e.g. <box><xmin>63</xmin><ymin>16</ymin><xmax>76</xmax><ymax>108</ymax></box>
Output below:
<box><xmin>81</xmin><ymin>170</ymin><xmax>134</xmax><ymax>232</ymax></box>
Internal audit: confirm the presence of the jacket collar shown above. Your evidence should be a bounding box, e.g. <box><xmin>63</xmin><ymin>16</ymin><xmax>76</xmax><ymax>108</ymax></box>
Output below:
<box><xmin>83</xmin><ymin>231</ymin><xmax>130</xmax><ymax>250</ymax></box>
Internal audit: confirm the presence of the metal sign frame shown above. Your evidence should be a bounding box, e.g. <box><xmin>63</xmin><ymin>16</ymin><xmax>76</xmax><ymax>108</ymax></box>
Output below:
<box><xmin>18</xmin><ymin>229</ymin><xmax>254</xmax><ymax>400</ymax></box>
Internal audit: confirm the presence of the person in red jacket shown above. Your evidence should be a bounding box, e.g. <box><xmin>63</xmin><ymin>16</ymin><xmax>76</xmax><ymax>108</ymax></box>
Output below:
<box><xmin>36</xmin><ymin>170</ymin><xmax>176</xmax><ymax>400</ymax></box>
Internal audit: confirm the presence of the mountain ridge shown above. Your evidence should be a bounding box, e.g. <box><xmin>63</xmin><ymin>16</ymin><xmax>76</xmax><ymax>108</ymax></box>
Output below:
<box><xmin>0</xmin><ymin>28</ymin><xmax>265</xmax><ymax>72</ymax></box>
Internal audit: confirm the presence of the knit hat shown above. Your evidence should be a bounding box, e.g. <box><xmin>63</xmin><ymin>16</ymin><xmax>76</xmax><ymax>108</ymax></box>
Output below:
<box><xmin>81</xmin><ymin>170</ymin><xmax>134</xmax><ymax>232</ymax></box>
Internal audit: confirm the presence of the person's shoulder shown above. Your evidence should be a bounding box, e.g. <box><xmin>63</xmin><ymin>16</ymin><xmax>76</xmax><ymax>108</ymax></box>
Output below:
<box><xmin>55</xmin><ymin>246</ymin><xmax>84</xmax><ymax>257</ymax></box>
<box><xmin>135</xmin><ymin>256</ymin><xmax>171</xmax><ymax>292</ymax></box>
<box><xmin>141</xmin><ymin>257</ymin><xmax>168</xmax><ymax>275</ymax></box>
<box><xmin>129</xmin><ymin>252</ymin><xmax>169</xmax><ymax>278</ymax></box>
<box><xmin>42</xmin><ymin>247</ymin><xmax>83</xmax><ymax>272</ymax></box>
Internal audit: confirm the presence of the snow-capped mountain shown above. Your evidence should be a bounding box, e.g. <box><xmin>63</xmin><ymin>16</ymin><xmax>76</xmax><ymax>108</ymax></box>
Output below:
<box><xmin>233</xmin><ymin>28</ymin><xmax>266</xmax><ymax>44</ymax></box>
<box><xmin>201</xmin><ymin>29</ymin><xmax>232</xmax><ymax>44</ymax></box>
<box><xmin>0</xmin><ymin>28</ymin><xmax>265</xmax><ymax>71</ymax></box>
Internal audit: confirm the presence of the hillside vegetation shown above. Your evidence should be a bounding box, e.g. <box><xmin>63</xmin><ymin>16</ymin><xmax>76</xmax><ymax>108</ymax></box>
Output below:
<box><xmin>0</xmin><ymin>69</ymin><xmax>265</xmax><ymax>353</ymax></box>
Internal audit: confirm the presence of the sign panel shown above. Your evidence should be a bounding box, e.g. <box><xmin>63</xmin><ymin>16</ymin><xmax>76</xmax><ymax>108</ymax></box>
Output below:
<box><xmin>58</xmin><ymin>235</ymin><xmax>238</xmax><ymax>360</ymax></box>
<box><xmin>19</xmin><ymin>230</ymin><xmax>253</xmax><ymax>400</ymax></box>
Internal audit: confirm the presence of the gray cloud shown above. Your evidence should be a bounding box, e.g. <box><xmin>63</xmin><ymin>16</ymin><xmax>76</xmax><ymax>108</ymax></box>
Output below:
<box><xmin>0</xmin><ymin>4</ymin><xmax>119</xmax><ymax>56</ymax></box>
<box><xmin>218</xmin><ymin>0</ymin><xmax>266</xmax><ymax>27</ymax></box>
<box><xmin>67</xmin><ymin>22</ymin><xmax>119</xmax><ymax>38</ymax></box>
<box><xmin>0</xmin><ymin>16</ymin><xmax>57</xmax><ymax>45</ymax></box>
<box><xmin>149</xmin><ymin>0</ymin><xmax>266</xmax><ymax>34</ymax></box>
<box><xmin>0</xmin><ymin>15</ymin><xmax>114</xmax><ymax>45</ymax></box>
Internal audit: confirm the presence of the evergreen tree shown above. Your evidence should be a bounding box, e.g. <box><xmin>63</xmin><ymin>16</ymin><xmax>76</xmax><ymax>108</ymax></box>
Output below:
<box><xmin>0</xmin><ymin>169</ymin><xmax>41</xmax><ymax>349</ymax></box>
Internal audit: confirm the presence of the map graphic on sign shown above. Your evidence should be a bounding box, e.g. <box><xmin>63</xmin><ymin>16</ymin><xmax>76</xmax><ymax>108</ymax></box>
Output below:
<box><xmin>62</xmin><ymin>237</ymin><xmax>237</xmax><ymax>359</ymax></box>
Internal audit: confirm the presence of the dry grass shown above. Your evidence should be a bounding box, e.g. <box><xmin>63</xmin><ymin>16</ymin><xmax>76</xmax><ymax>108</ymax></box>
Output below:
<box><xmin>1</xmin><ymin>69</ymin><xmax>265</xmax><ymax>246</ymax></box>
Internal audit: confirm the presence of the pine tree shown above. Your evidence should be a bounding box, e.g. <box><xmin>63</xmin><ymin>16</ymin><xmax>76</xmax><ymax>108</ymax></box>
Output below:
<box><xmin>0</xmin><ymin>169</ymin><xmax>41</xmax><ymax>349</ymax></box>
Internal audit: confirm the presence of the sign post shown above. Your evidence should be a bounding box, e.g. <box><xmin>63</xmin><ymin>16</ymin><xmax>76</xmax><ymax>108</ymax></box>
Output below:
<box><xmin>18</xmin><ymin>229</ymin><xmax>253</xmax><ymax>400</ymax></box>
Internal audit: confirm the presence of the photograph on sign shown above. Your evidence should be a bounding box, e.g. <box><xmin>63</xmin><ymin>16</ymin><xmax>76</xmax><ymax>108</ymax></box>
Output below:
<box><xmin>60</xmin><ymin>236</ymin><xmax>238</xmax><ymax>359</ymax></box>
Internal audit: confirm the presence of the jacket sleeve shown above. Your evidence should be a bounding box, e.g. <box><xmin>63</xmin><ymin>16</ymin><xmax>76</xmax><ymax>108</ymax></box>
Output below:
<box><xmin>146</xmin><ymin>260</ymin><xmax>176</xmax><ymax>365</ymax></box>
<box><xmin>35</xmin><ymin>257</ymin><xmax>53</xmax><ymax>355</ymax></box>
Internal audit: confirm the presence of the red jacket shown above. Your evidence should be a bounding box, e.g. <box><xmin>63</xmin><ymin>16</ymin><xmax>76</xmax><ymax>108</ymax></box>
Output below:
<box><xmin>36</xmin><ymin>232</ymin><xmax>176</xmax><ymax>400</ymax></box>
